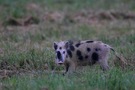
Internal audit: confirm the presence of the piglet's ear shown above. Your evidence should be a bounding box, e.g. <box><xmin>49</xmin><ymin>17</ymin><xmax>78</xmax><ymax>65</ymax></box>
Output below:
<box><xmin>65</xmin><ymin>40</ymin><xmax>73</xmax><ymax>49</ymax></box>
<box><xmin>53</xmin><ymin>42</ymin><xmax>58</xmax><ymax>50</ymax></box>
<box><xmin>68</xmin><ymin>40</ymin><xmax>73</xmax><ymax>45</ymax></box>
<box><xmin>65</xmin><ymin>41</ymin><xmax>69</xmax><ymax>49</ymax></box>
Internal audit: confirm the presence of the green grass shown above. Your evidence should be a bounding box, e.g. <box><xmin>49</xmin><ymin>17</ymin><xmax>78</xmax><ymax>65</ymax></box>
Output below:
<box><xmin>0</xmin><ymin>0</ymin><xmax>135</xmax><ymax>90</ymax></box>
<box><xmin>1</xmin><ymin>68</ymin><xmax>135</xmax><ymax>90</ymax></box>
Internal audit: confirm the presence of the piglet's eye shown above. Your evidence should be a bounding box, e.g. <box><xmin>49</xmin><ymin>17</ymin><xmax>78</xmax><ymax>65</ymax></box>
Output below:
<box><xmin>63</xmin><ymin>51</ymin><xmax>65</xmax><ymax>54</ymax></box>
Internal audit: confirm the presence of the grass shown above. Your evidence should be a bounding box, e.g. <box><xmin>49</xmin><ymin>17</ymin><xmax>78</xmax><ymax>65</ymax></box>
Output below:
<box><xmin>0</xmin><ymin>0</ymin><xmax>135</xmax><ymax>90</ymax></box>
<box><xmin>1</xmin><ymin>68</ymin><xmax>135</xmax><ymax>90</ymax></box>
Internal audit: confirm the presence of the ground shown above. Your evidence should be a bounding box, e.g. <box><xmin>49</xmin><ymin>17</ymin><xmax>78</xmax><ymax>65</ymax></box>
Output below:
<box><xmin>0</xmin><ymin>0</ymin><xmax>135</xmax><ymax>90</ymax></box>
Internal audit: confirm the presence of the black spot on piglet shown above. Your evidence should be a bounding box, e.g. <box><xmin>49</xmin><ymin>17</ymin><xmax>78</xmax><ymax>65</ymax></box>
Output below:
<box><xmin>75</xmin><ymin>43</ymin><xmax>81</xmax><ymax>47</ymax></box>
<box><xmin>76</xmin><ymin>50</ymin><xmax>82</xmax><ymax>57</ymax></box>
<box><xmin>67</xmin><ymin>50</ymin><xmax>72</xmax><ymax>58</ymax></box>
<box><xmin>85</xmin><ymin>55</ymin><xmax>89</xmax><ymax>59</ymax></box>
<box><xmin>92</xmin><ymin>52</ymin><xmax>99</xmax><ymax>61</ymax></box>
<box><xmin>70</xmin><ymin>45</ymin><xmax>75</xmax><ymax>51</ymax></box>
<box><xmin>86</xmin><ymin>41</ymin><xmax>94</xmax><ymax>43</ymax></box>
<box><xmin>76</xmin><ymin>50</ymin><xmax>83</xmax><ymax>60</ymax></box>
<box><xmin>87</xmin><ymin>48</ymin><xmax>91</xmax><ymax>52</ymax></box>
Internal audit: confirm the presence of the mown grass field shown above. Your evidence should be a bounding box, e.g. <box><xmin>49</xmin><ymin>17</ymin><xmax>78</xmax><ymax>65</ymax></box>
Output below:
<box><xmin>0</xmin><ymin>0</ymin><xmax>135</xmax><ymax>90</ymax></box>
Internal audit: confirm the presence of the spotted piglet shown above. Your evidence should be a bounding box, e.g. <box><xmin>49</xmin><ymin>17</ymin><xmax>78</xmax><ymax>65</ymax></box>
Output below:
<box><xmin>53</xmin><ymin>40</ymin><xmax>127</xmax><ymax>75</ymax></box>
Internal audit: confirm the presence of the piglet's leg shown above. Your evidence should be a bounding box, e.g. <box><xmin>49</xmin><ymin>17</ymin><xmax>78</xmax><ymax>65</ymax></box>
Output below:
<box><xmin>98</xmin><ymin>58</ymin><xmax>110</xmax><ymax>71</ymax></box>
<box><xmin>63</xmin><ymin>62</ymin><xmax>76</xmax><ymax>75</ymax></box>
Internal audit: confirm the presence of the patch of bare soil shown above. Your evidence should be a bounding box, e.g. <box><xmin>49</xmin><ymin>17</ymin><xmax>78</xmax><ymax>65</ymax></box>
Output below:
<box><xmin>43</xmin><ymin>10</ymin><xmax>135</xmax><ymax>25</ymax></box>
<box><xmin>44</xmin><ymin>11</ymin><xmax>65</xmax><ymax>23</ymax></box>
<box><xmin>0</xmin><ymin>60</ymin><xmax>51</xmax><ymax>79</ymax></box>
<box><xmin>26</xmin><ymin>3</ymin><xmax>41</xmax><ymax>11</ymax></box>
<box><xmin>3</xmin><ymin>16</ymin><xmax>39</xmax><ymax>26</ymax></box>
<box><xmin>0</xmin><ymin>70</ymin><xmax>17</xmax><ymax>79</ymax></box>
<box><xmin>2</xmin><ymin>9</ymin><xmax>135</xmax><ymax>27</ymax></box>
<box><xmin>0</xmin><ymin>61</ymin><xmax>18</xmax><ymax>79</ymax></box>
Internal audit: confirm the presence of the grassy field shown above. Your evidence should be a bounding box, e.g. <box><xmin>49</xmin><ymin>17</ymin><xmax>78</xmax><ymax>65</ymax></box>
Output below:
<box><xmin>0</xmin><ymin>0</ymin><xmax>135</xmax><ymax>90</ymax></box>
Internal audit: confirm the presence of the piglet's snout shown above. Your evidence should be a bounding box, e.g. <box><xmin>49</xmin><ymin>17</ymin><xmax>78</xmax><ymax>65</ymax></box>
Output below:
<box><xmin>57</xmin><ymin>51</ymin><xmax>62</xmax><ymax>61</ymax></box>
